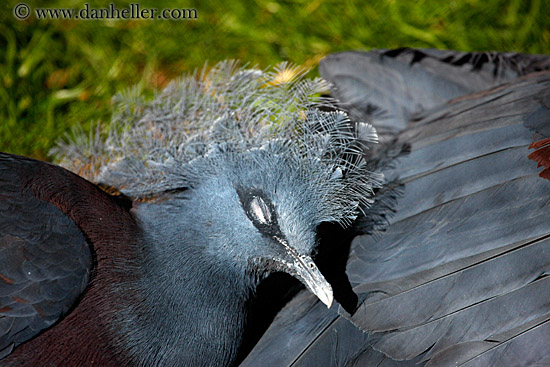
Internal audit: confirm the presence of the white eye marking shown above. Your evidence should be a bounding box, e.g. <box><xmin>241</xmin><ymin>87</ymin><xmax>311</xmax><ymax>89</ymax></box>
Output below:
<box><xmin>250</xmin><ymin>196</ymin><xmax>272</xmax><ymax>225</ymax></box>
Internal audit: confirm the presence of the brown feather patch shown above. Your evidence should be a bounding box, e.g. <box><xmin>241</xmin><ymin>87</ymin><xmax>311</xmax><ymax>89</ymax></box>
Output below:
<box><xmin>528</xmin><ymin>139</ymin><xmax>550</xmax><ymax>180</ymax></box>
<box><xmin>529</xmin><ymin>138</ymin><xmax>550</xmax><ymax>149</ymax></box>
<box><xmin>0</xmin><ymin>273</ymin><xmax>14</xmax><ymax>284</ymax></box>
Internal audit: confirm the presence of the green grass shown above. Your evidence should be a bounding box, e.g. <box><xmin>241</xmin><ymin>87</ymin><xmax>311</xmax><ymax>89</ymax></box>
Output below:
<box><xmin>1</xmin><ymin>0</ymin><xmax>549</xmax><ymax>159</ymax></box>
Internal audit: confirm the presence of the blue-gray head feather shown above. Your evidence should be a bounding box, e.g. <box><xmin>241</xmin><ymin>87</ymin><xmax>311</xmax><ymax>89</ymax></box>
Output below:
<box><xmin>53</xmin><ymin>61</ymin><xmax>382</xmax><ymax>227</ymax></box>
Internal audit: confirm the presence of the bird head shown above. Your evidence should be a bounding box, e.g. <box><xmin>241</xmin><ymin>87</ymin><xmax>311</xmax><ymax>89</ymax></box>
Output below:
<box><xmin>172</xmin><ymin>146</ymin><xmax>343</xmax><ymax>308</ymax></box>
<box><xmin>54</xmin><ymin>62</ymin><xmax>382</xmax><ymax>309</ymax></box>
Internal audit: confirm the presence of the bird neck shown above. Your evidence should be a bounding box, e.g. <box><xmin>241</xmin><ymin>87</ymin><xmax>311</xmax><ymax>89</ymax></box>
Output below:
<box><xmin>120</xmin><ymin>201</ymin><xmax>257</xmax><ymax>366</ymax></box>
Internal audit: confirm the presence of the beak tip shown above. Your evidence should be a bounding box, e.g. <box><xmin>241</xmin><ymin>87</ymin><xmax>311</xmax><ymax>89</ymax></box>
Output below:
<box><xmin>319</xmin><ymin>288</ymin><xmax>334</xmax><ymax>309</ymax></box>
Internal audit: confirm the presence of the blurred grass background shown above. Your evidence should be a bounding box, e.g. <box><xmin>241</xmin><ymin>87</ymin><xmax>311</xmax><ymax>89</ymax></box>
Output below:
<box><xmin>1</xmin><ymin>0</ymin><xmax>549</xmax><ymax>160</ymax></box>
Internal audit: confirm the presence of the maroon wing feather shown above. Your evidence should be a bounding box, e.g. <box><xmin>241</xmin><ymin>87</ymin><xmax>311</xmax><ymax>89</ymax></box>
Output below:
<box><xmin>0</xmin><ymin>152</ymin><xmax>138</xmax><ymax>365</ymax></box>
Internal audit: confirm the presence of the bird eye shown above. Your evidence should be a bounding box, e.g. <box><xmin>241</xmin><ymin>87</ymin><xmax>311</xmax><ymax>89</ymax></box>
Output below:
<box><xmin>236</xmin><ymin>186</ymin><xmax>281</xmax><ymax>236</ymax></box>
<box><xmin>249</xmin><ymin>196</ymin><xmax>272</xmax><ymax>225</ymax></box>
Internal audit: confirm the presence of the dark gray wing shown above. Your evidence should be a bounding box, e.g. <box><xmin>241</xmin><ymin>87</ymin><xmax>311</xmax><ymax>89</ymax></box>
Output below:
<box><xmin>0</xmin><ymin>153</ymin><xmax>92</xmax><ymax>359</ymax></box>
<box><xmin>242</xmin><ymin>56</ymin><xmax>550</xmax><ymax>366</ymax></box>
<box><xmin>319</xmin><ymin>48</ymin><xmax>550</xmax><ymax>134</ymax></box>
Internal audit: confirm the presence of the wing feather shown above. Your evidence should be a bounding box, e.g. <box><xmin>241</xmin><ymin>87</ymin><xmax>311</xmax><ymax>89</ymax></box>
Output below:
<box><xmin>243</xmin><ymin>54</ymin><xmax>550</xmax><ymax>366</ymax></box>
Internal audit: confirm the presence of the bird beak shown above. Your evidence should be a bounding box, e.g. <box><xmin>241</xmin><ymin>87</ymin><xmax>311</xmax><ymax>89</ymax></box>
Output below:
<box><xmin>291</xmin><ymin>254</ymin><xmax>334</xmax><ymax>308</ymax></box>
<box><xmin>273</xmin><ymin>237</ymin><xmax>334</xmax><ymax>308</ymax></box>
